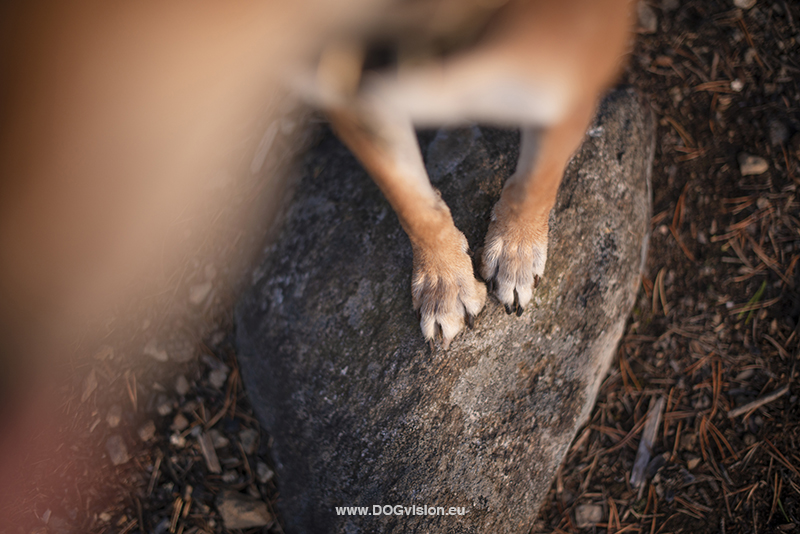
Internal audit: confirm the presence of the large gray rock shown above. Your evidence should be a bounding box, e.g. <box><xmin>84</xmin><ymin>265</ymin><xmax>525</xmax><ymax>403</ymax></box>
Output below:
<box><xmin>235</xmin><ymin>88</ymin><xmax>654</xmax><ymax>533</ymax></box>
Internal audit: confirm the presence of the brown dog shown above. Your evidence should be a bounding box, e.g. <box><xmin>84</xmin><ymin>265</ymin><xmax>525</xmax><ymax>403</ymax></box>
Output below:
<box><xmin>307</xmin><ymin>0</ymin><xmax>635</xmax><ymax>347</ymax></box>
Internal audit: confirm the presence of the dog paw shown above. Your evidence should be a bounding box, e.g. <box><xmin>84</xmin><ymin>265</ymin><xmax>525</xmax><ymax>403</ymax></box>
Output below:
<box><xmin>412</xmin><ymin>230</ymin><xmax>486</xmax><ymax>349</ymax></box>
<box><xmin>481</xmin><ymin>208</ymin><xmax>548</xmax><ymax>315</ymax></box>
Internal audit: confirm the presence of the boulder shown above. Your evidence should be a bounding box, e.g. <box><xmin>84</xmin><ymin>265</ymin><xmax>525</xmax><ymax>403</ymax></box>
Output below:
<box><xmin>235</xmin><ymin>88</ymin><xmax>654</xmax><ymax>533</ymax></box>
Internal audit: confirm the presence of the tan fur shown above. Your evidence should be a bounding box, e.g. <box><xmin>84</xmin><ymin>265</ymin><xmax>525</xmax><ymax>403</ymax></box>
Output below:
<box><xmin>319</xmin><ymin>0</ymin><xmax>635</xmax><ymax>345</ymax></box>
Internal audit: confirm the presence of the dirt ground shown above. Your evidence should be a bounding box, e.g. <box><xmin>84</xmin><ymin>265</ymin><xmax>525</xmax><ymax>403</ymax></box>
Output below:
<box><xmin>535</xmin><ymin>1</ymin><xmax>800</xmax><ymax>532</ymax></box>
<box><xmin>4</xmin><ymin>1</ymin><xmax>800</xmax><ymax>533</ymax></box>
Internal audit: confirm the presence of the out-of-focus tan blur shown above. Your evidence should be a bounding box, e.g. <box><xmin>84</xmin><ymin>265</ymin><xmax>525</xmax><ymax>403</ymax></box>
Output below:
<box><xmin>0</xmin><ymin>0</ymin><xmax>377</xmax><ymax>526</ymax></box>
<box><xmin>0</xmin><ymin>0</ymin><xmax>366</xmax><ymax>361</ymax></box>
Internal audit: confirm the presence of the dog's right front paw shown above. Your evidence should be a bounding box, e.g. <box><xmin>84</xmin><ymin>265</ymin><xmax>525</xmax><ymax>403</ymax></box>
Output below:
<box><xmin>411</xmin><ymin>231</ymin><xmax>486</xmax><ymax>349</ymax></box>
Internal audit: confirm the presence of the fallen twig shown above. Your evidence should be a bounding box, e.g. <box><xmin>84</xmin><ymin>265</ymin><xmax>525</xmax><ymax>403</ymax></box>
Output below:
<box><xmin>631</xmin><ymin>396</ymin><xmax>666</xmax><ymax>491</ymax></box>
<box><xmin>728</xmin><ymin>385</ymin><xmax>790</xmax><ymax>418</ymax></box>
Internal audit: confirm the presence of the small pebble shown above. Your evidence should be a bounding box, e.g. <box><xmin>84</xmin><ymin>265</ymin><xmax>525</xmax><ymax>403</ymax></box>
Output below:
<box><xmin>256</xmin><ymin>462</ymin><xmax>274</xmax><ymax>483</ymax></box>
<box><xmin>106</xmin><ymin>404</ymin><xmax>123</xmax><ymax>428</ymax></box>
<box><xmin>201</xmin><ymin>353</ymin><xmax>229</xmax><ymax>370</ymax></box>
<box><xmin>172</xmin><ymin>413</ymin><xmax>190</xmax><ymax>432</ymax></box>
<box><xmin>209</xmin><ymin>368</ymin><xmax>229</xmax><ymax>389</ymax></box>
<box><xmin>239</xmin><ymin>428</ymin><xmax>259</xmax><ymax>455</ymax></box>
<box><xmin>165</xmin><ymin>332</ymin><xmax>196</xmax><ymax>363</ymax></box>
<box><xmin>738</xmin><ymin>153</ymin><xmax>768</xmax><ymax>175</ymax></box>
<box><xmin>106</xmin><ymin>435</ymin><xmax>130</xmax><ymax>466</ymax></box>
<box><xmin>138</xmin><ymin>420</ymin><xmax>157</xmax><ymax>442</ymax></box>
<box><xmin>189</xmin><ymin>281</ymin><xmax>213</xmax><ymax>306</ymax></box>
<box><xmin>575</xmin><ymin>504</ymin><xmax>604</xmax><ymax>528</ymax></box>
<box><xmin>638</xmin><ymin>2</ymin><xmax>658</xmax><ymax>33</ymax></box>
<box><xmin>216</xmin><ymin>490</ymin><xmax>273</xmax><ymax>529</ymax></box>
<box><xmin>222</xmin><ymin>470</ymin><xmax>239</xmax><ymax>484</ymax></box>
<box><xmin>144</xmin><ymin>338</ymin><xmax>169</xmax><ymax>362</ymax></box>
<box><xmin>170</xmin><ymin>433</ymin><xmax>187</xmax><ymax>448</ymax></box>
<box><xmin>156</xmin><ymin>395</ymin><xmax>174</xmax><ymax>416</ymax></box>
<box><xmin>730</xmin><ymin>79</ymin><xmax>744</xmax><ymax>92</ymax></box>
<box><xmin>210</xmin><ymin>429</ymin><xmax>230</xmax><ymax>449</ymax></box>
<box><xmin>175</xmin><ymin>375</ymin><xmax>190</xmax><ymax>396</ymax></box>
<box><xmin>687</xmin><ymin>456</ymin><xmax>701</xmax><ymax>470</ymax></box>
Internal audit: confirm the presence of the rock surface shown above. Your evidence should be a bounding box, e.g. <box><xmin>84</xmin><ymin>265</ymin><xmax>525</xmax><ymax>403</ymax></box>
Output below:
<box><xmin>235</xmin><ymin>88</ymin><xmax>654</xmax><ymax>534</ymax></box>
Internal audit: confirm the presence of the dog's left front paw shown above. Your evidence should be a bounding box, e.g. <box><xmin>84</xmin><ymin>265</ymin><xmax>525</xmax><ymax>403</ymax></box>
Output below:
<box><xmin>481</xmin><ymin>207</ymin><xmax>548</xmax><ymax>315</ymax></box>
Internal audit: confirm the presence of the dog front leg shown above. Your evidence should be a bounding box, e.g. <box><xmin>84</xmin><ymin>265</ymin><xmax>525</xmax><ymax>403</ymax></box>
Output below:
<box><xmin>482</xmin><ymin>100</ymin><xmax>596</xmax><ymax>314</ymax></box>
<box><xmin>327</xmin><ymin>106</ymin><xmax>486</xmax><ymax>348</ymax></box>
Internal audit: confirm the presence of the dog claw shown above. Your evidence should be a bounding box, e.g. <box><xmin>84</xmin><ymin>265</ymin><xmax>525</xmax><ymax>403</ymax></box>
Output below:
<box><xmin>534</xmin><ymin>274</ymin><xmax>541</xmax><ymax>289</ymax></box>
<box><xmin>509</xmin><ymin>289</ymin><xmax>524</xmax><ymax>316</ymax></box>
<box><xmin>504</xmin><ymin>303</ymin><xmax>513</xmax><ymax>315</ymax></box>
<box><xmin>466</xmin><ymin>313</ymin><xmax>475</xmax><ymax>329</ymax></box>
<box><xmin>487</xmin><ymin>278</ymin><xmax>495</xmax><ymax>294</ymax></box>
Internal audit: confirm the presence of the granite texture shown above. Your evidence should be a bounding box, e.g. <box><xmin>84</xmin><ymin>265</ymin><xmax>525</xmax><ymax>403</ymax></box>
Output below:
<box><xmin>236</xmin><ymin>88</ymin><xmax>654</xmax><ymax>533</ymax></box>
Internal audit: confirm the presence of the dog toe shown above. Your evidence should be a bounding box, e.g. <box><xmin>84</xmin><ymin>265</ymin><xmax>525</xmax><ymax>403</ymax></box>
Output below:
<box><xmin>481</xmin><ymin>215</ymin><xmax>547</xmax><ymax>316</ymax></box>
<box><xmin>412</xmin><ymin>233</ymin><xmax>487</xmax><ymax>348</ymax></box>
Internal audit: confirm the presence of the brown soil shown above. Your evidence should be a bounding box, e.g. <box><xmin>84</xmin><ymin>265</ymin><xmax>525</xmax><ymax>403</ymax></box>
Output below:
<box><xmin>536</xmin><ymin>1</ymin><xmax>800</xmax><ymax>533</ymax></box>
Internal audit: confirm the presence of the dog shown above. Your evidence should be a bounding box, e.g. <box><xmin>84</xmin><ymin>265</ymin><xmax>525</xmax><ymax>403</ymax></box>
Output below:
<box><xmin>301</xmin><ymin>0</ymin><xmax>636</xmax><ymax>347</ymax></box>
<box><xmin>0</xmin><ymin>0</ymin><xmax>633</xmax><ymax>356</ymax></box>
